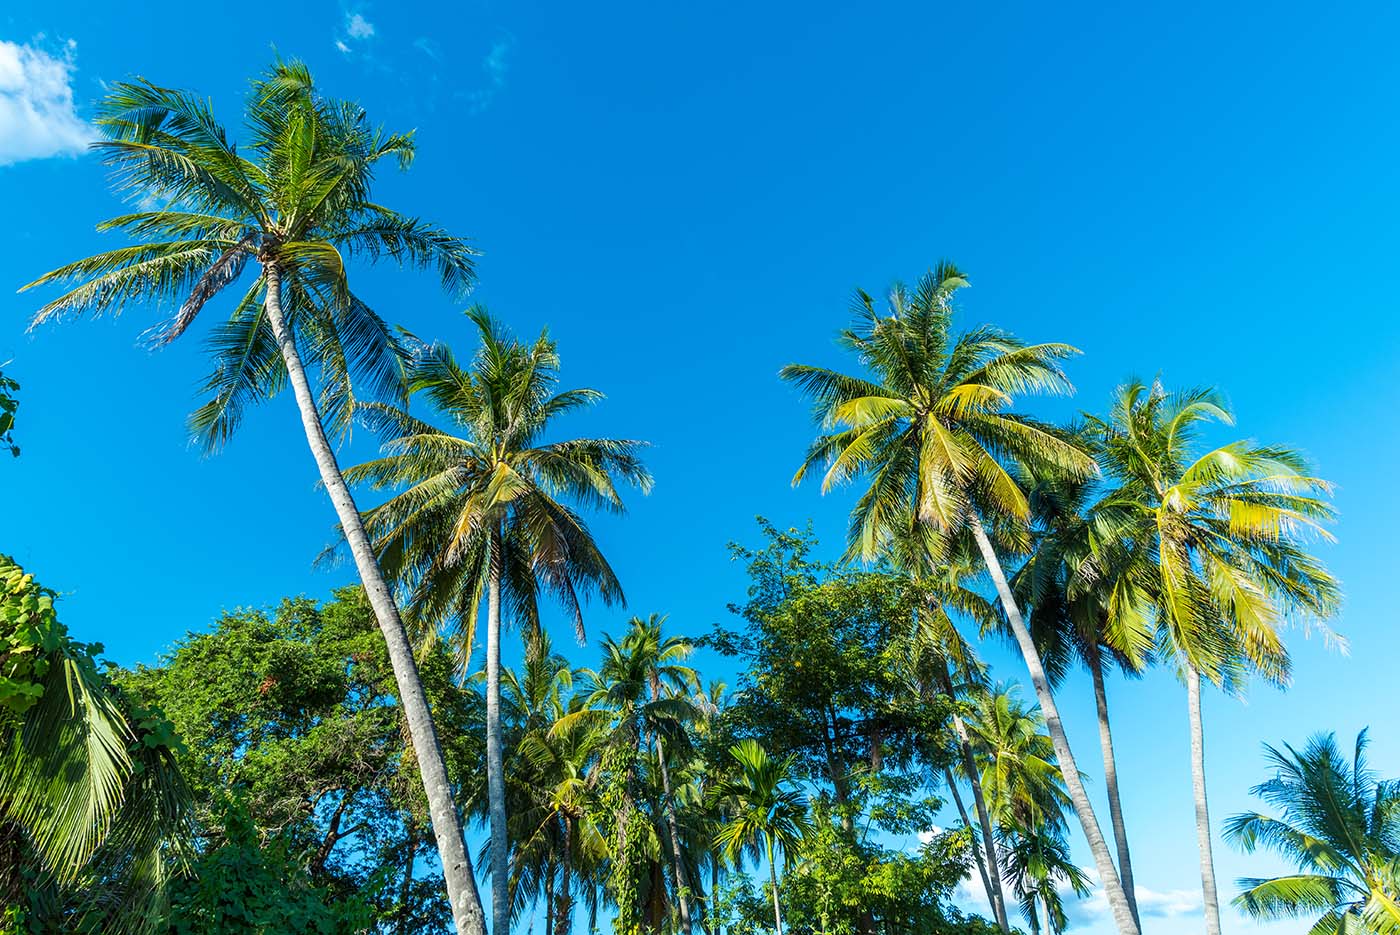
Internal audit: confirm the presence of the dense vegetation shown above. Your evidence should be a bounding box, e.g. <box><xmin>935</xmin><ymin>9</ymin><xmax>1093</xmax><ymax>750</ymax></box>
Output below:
<box><xmin>2</xmin><ymin>56</ymin><xmax>1390</xmax><ymax>935</ymax></box>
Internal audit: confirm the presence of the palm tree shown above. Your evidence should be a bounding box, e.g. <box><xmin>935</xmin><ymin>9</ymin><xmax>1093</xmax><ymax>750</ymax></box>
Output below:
<box><xmin>1087</xmin><ymin>380</ymin><xmax>1341</xmax><ymax>935</ymax></box>
<box><xmin>560</xmin><ymin>615</ymin><xmax>698</xmax><ymax>934</ymax></box>
<box><xmin>347</xmin><ymin>312</ymin><xmax>651</xmax><ymax>935</ymax></box>
<box><xmin>0</xmin><ymin>556</ymin><xmax>191</xmax><ymax>934</ymax></box>
<box><xmin>20</xmin><ymin>62</ymin><xmax>487</xmax><ymax>934</ymax></box>
<box><xmin>968</xmin><ymin>683</ymin><xmax>1089</xmax><ymax>935</ymax></box>
<box><xmin>708</xmin><ymin>740</ymin><xmax>810</xmax><ymax>935</ymax></box>
<box><xmin>1226</xmin><ymin>730</ymin><xmax>1400</xmax><ymax>934</ymax></box>
<box><xmin>781</xmin><ymin>264</ymin><xmax>1139</xmax><ymax>933</ymax></box>
<box><xmin>1017</xmin><ymin>467</ymin><xmax>1155</xmax><ymax>925</ymax></box>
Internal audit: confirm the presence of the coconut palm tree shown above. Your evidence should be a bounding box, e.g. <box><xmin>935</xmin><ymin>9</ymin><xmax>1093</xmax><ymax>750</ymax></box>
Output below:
<box><xmin>1226</xmin><ymin>730</ymin><xmax>1400</xmax><ymax>934</ymax></box>
<box><xmin>0</xmin><ymin>556</ymin><xmax>191</xmax><ymax>934</ymax></box>
<box><xmin>1087</xmin><ymin>380</ymin><xmax>1341</xmax><ymax>935</ymax></box>
<box><xmin>708</xmin><ymin>740</ymin><xmax>810</xmax><ymax>935</ymax></box>
<box><xmin>781</xmin><ymin>264</ymin><xmax>1139</xmax><ymax>933</ymax></box>
<box><xmin>346</xmin><ymin>314</ymin><xmax>651</xmax><ymax>935</ymax></box>
<box><xmin>1000</xmin><ymin>826</ymin><xmax>1092</xmax><ymax>935</ymax></box>
<box><xmin>20</xmin><ymin>62</ymin><xmax>486</xmax><ymax>934</ymax></box>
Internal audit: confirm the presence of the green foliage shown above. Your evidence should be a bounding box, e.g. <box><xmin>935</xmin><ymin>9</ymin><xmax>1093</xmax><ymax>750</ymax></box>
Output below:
<box><xmin>0</xmin><ymin>366</ymin><xmax>18</xmax><ymax>457</ymax></box>
<box><xmin>116</xmin><ymin>588</ymin><xmax>480</xmax><ymax>931</ymax></box>
<box><xmin>167</xmin><ymin>797</ymin><xmax>372</xmax><ymax>934</ymax></box>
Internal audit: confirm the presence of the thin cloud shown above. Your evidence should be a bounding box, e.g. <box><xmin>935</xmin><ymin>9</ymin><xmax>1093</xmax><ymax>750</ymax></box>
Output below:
<box><xmin>954</xmin><ymin>865</ymin><xmax>1203</xmax><ymax>930</ymax></box>
<box><xmin>465</xmin><ymin>36</ymin><xmax>513</xmax><ymax>114</ymax></box>
<box><xmin>0</xmin><ymin>38</ymin><xmax>94</xmax><ymax>166</ymax></box>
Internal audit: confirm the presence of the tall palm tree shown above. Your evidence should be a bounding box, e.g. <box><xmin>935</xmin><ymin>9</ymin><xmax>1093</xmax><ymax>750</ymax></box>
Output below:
<box><xmin>781</xmin><ymin>264</ymin><xmax>1140</xmax><ymax>933</ymax></box>
<box><xmin>346</xmin><ymin>313</ymin><xmax>651</xmax><ymax>935</ymax></box>
<box><xmin>1087</xmin><ymin>380</ymin><xmax>1341</xmax><ymax>935</ymax></box>
<box><xmin>0</xmin><ymin>556</ymin><xmax>191</xmax><ymax>934</ymax></box>
<box><xmin>708</xmin><ymin>740</ymin><xmax>810</xmax><ymax>935</ymax></box>
<box><xmin>1017</xmin><ymin>467</ymin><xmax>1155</xmax><ymax>925</ymax></box>
<box><xmin>1226</xmin><ymin>730</ymin><xmax>1400</xmax><ymax>935</ymax></box>
<box><xmin>20</xmin><ymin>62</ymin><xmax>487</xmax><ymax>934</ymax></box>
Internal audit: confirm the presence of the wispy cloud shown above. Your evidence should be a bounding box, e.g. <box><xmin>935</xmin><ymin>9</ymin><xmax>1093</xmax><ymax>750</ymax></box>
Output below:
<box><xmin>0</xmin><ymin>37</ymin><xmax>94</xmax><ymax>167</ymax></box>
<box><xmin>465</xmin><ymin>36</ymin><xmax>513</xmax><ymax>114</ymax></box>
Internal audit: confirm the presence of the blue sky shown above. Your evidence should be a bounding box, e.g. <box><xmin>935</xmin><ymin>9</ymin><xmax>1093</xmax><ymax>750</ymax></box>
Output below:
<box><xmin>3</xmin><ymin>2</ymin><xmax>1399</xmax><ymax>932</ymax></box>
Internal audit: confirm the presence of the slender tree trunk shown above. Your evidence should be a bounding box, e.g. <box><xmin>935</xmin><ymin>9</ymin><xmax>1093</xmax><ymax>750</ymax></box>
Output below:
<box><xmin>486</xmin><ymin>528</ymin><xmax>510</xmax><ymax>935</ymax></box>
<box><xmin>966</xmin><ymin>514</ymin><xmax>1139</xmax><ymax>935</ymax></box>
<box><xmin>766</xmin><ymin>838</ymin><xmax>784</xmax><ymax>935</ymax></box>
<box><xmin>1087</xmin><ymin>643</ymin><xmax>1139</xmax><ymax>927</ymax></box>
<box><xmin>939</xmin><ymin>665</ymin><xmax>1010</xmax><ymax>934</ymax></box>
<box><xmin>942</xmin><ymin>765</ymin><xmax>997</xmax><ymax>925</ymax></box>
<box><xmin>399</xmin><ymin>827</ymin><xmax>419</xmax><ymax>935</ymax></box>
<box><xmin>1186</xmin><ymin>665</ymin><xmax>1222</xmax><ymax>935</ymax></box>
<box><xmin>260</xmin><ymin>264</ymin><xmax>486</xmax><ymax>935</ymax></box>
<box><xmin>545</xmin><ymin>859</ymin><xmax>556</xmax><ymax>935</ymax></box>
<box><xmin>556</xmin><ymin>815</ymin><xmax>575</xmax><ymax>935</ymax></box>
<box><xmin>654</xmin><ymin>732</ymin><xmax>694</xmax><ymax>934</ymax></box>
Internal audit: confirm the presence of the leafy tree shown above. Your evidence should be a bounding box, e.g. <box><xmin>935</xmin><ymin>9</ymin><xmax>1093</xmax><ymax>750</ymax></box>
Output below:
<box><xmin>116</xmin><ymin>587</ymin><xmax>482</xmax><ymax>932</ymax></box>
<box><xmin>22</xmin><ymin>60</ymin><xmax>484</xmax><ymax>933</ymax></box>
<box><xmin>346</xmin><ymin>311</ymin><xmax>650</xmax><ymax>935</ymax></box>
<box><xmin>0</xmin><ymin>365</ymin><xmax>17</xmax><ymax>457</ymax></box>
<box><xmin>166</xmin><ymin>797</ymin><xmax>373</xmax><ymax>935</ymax></box>
<box><xmin>1087</xmin><ymin>379</ymin><xmax>1341</xmax><ymax>935</ymax></box>
<box><xmin>1227</xmin><ymin>730</ymin><xmax>1400</xmax><ymax>935</ymax></box>
<box><xmin>0</xmin><ymin>556</ymin><xmax>190</xmax><ymax>934</ymax></box>
<box><xmin>780</xmin><ymin>266</ymin><xmax>1137</xmax><ymax>934</ymax></box>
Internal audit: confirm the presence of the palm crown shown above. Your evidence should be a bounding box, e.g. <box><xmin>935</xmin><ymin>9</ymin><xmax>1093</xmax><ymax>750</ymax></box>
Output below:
<box><xmin>22</xmin><ymin>59</ymin><xmax>475</xmax><ymax>447</ymax></box>
<box><xmin>780</xmin><ymin>262</ymin><xmax>1094</xmax><ymax>561</ymax></box>
<box><xmin>348</xmin><ymin>308</ymin><xmax>652</xmax><ymax>662</ymax></box>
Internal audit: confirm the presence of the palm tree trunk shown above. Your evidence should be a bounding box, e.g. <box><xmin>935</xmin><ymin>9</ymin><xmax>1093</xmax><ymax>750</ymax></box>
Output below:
<box><xmin>941</xmin><ymin>765</ymin><xmax>998</xmax><ymax>925</ymax></box>
<box><xmin>966</xmin><ymin>514</ymin><xmax>1139</xmax><ymax>935</ymax></box>
<box><xmin>260</xmin><ymin>264</ymin><xmax>486</xmax><ymax>935</ymax></box>
<box><xmin>1186</xmin><ymin>665</ymin><xmax>1222</xmax><ymax>935</ymax></box>
<box><xmin>654</xmin><ymin>732</ymin><xmax>694</xmax><ymax>934</ymax></box>
<box><xmin>1087</xmin><ymin>643</ymin><xmax>1139</xmax><ymax>927</ymax></box>
<box><xmin>556</xmin><ymin>815</ymin><xmax>574</xmax><ymax>935</ymax></box>
<box><xmin>766</xmin><ymin>837</ymin><xmax>784</xmax><ymax>935</ymax></box>
<box><xmin>939</xmin><ymin>665</ymin><xmax>1010</xmax><ymax>934</ymax></box>
<box><xmin>486</xmin><ymin>527</ymin><xmax>510</xmax><ymax>935</ymax></box>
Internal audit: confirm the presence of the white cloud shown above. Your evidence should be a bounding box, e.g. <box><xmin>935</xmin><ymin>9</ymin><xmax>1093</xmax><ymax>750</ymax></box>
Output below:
<box><xmin>0</xmin><ymin>38</ymin><xmax>94</xmax><ymax>166</ymax></box>
<box><xmin>346</xmin><ymin>13</ymin><xmax>375</xmax><ymax>39</ymax></box>
<box><xmin>954</xmin><ymin>865</ymin><xmax>1202</xmax><ymax>931</ymax></box>
<box><xmin>335</xmin><ymin>40</ymin><xmax>351</xmax><ymax>54</ymax></box>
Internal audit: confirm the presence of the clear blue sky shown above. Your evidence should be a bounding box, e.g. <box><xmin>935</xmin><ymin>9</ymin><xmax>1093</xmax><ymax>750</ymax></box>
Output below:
<box><xmin>3</xmin><ymin>2</ymin><xmax>1398</xmax><ymax>932</ymax></box>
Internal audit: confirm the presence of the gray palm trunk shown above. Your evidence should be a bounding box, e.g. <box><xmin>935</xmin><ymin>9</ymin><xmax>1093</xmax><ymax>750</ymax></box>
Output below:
<box><xmin>486</xmin><ymin>531</ymin><xmax>510</xmax><ymax>934</ymax></box>
<box><xmin>941</xmin><ymin>765</ymin><xmax>998</xmax><ymax>925</ymax></box>
<box><xmin>1186</xmin><ymin>665</ymin><xmax>1222</xmax><ymax>935</ymax></box>
<box><xmin>766</xmin><ymin>837</ymin><xmax>784</xmax><ymax>935</ymax></box>
<box><xmin>966</xmin><ymin>514</ymin><xmax>1140</xmax><ymax>935</ymax></box>
<box><xmin>261</xmin><ymin>264</ymin><xmax>486</xmax><ymax>935</ymax></box>
<box><xmin>1087</xmin><ymin>643</ymin><xmax>1139</xmax><ymax>927</ymax></box>
<box><xmin>950</xmin><ymin>706</ymin><xmax>1011</xmax><ymax>934</ymax></box>
<box><xmin>652</xmin><ymin>727</ymin><xmax>694</xmax><ymax>934</ymax></box>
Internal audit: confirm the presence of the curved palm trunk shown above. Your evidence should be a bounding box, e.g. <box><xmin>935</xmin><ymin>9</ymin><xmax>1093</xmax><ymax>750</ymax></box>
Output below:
<box><xmin>261</xmin><ymin>265</ymin><xmax>486</xmax><ymax>935</ymax></box>
<box><xmin>766</xmin><ymin>837</ymin><xmax>784</xmax><ymax>935</ymax></box>
<box><xmin>966</xmin><ymin>514</ymin><xmax>1139</xmax><ymax>935</ymax></box>
<box><xmin>941</xmin><ymin>765</ymin><xmax>997</xmax><ymax>924</ymax></box>
<box><xmin>1186</xmin><ymin>666</ymin><xmax>1222</xmax><ymax>935</ymax></box>
<box><xmin>654</xmin><ymin>733</ymin><xmax>694</xmax><ymax>934</ymax></box>
<box><xmin>1087</xmin><ymin>643</ymin><xmax>1139</xmax><ymax>927</ymax></box>
<box><xmin>938</xmin><ymin>665</ymin><xmax>1010</xmax><ymax>934</ymax></box>
<box><xmin>486</xmin><ymin>529</ymin><xmax>510</xmax><ymax>935</ymax></box>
